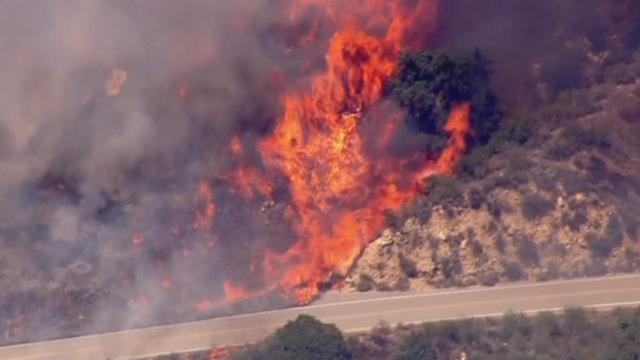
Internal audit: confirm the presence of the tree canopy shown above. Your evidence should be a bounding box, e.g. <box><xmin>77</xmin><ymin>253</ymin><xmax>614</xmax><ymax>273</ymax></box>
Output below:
<box><xmin>235</xmin><ymin>315</ymin><xmax>352</xmax><ymax>360</ymax></box>
<box><xmin>389</xmin><ymin>50</ymin><xmax>502</xmax><ymax>148</ymax></box>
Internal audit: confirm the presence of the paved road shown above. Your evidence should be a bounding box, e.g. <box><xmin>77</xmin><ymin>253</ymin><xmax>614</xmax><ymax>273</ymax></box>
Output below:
<box><xmin>2</xmin><ymin>274</ymin><xmax>640</xmax><ymax>360</ymax></box>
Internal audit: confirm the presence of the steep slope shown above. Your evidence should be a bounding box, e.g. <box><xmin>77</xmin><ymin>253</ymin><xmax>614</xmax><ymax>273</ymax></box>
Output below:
<box><xmin>350</xmin><ymin>55</ymin><xmax>640</xmax><ymax>291</ymax></box>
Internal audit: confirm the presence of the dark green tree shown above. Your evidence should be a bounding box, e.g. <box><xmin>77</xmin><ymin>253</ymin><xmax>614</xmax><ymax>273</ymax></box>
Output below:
<box><xmin>389</xmin><ymin>50</ymin><xmax>502</xmax><ymax>148</ymax></box>
<box><xmin>242</xmin><ymin>315</ymin><xmax>352</xmax><ymax>360</ymax></box>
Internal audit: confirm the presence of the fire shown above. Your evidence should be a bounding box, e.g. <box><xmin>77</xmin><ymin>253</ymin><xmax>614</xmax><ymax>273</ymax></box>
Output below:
<box><xmin>436</xmin><ymin>103</ymin><xmax>472</xmax><ymax>174</ymax></box>
<box><xmin>105</xmin><ymin>69</ymin><xmax>128</xmax><ymax>97</ymax></box>
<box><xmin>223</xmin><ymin>282</ymin><xmax>258</xmax><ymax>303</ymax></box>
<box><xmin>179</xmin><ymin>84</ymin><xmax>190</xmax><ymax>99</ymax></box>
<box><xmin>194</xmin><ymin>181</ymin><xmax>216</xmax><ymax>230</ymax></box>
<box><xmin>132</xmin><ymin>0</ymin><xmax>471</xmax><ymax>309</ymax></box>
<box><xmin>132</xmin><ymin>233</ymin><xmax>144</xmax><ymax>247</ymax></box>
<box><xmin>230</xmin><ymin>136</ymin><xmax>243</xmax><ymax>156</ymax></box>
<box><xmin>156</xmin><ymin>260</ymin><xmax>174</xmax><ymax>289</ymax></box>
<box><xmin>224</xmin><ymin>166</ymin><xmax>274</xmax><ymax>200</ymax></box>
<box><xmin>209</xmin><ymin>346</ymin><xmax>234</xmax><ymax>360</ymax></box>
<box><xmin>249</xmin><ymin>0</ymin><xmax>458</xmax><ymax>303</ymax></box>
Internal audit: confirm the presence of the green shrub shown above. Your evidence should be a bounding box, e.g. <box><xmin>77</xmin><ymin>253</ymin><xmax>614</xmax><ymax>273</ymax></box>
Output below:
<box><xmin>616</xmin><ymin>99</ymin><xmax>640</xmax><ymax>124</ymax></box>
<box><xmin>586</xmin><ymin>155</ymin><xmax>609</xmax><ymax>184</ymax></box>
<box><xmin>247</xmin><ymin>315</ymin><xmax>352</xmax><ymax>360</ymax></box>
<box><xmin>521</xmin><ymin>194</ymin><xmax>555</xmax><ymax>221</ymax></box>
<box><xmin>504</xmin><ymin>261</ymin><xmax>524</xmax><ymax>281</ymax></box>
<box><xmin>586</xmin><ymin>215</ymin><xmax>624</xmax><ymax>258</ymax></box>
<box><xmin>623</xmin><ymin>211</ymin><xmax>639</xmax><ymax>239</ymax></box>
<box><xmin>536</xmin><ymin>261</ymin><xmax>561</xmax><ymax>280</ymax></box>
<box><xmin>486</xmin><ymin>220</ymin><xmax>498</xmax><ymax>234</ymax></box>
<box><xmin>515</xmin><ymin>235</ymin><xmax>540</xmax><ymax>266</ymax></box>
<box><xmin>533</xmin><ymin>311</ymin><xmax>562</xmax><ymax>338</ymax></box>
<box><xmin>391</xmin><ymin>50</ymin><xmax>501</xmax><ymax>144</ymax></box>
<box><xmin>494</xmin><ymin>115</ymin><xmax>533</xmax><ymax>145</ymax></box>
<box><xmin>494</xmin><ymin>233</ymin><xmax>507</xmax><ymax>253</ymax></box>
<box><xmin>425</xmin><ymin>175</ymin><xmax>463</xmax><ymax>205</ymax></box>
<box><xmin>561</xmin><ymin>209</ymin><xmax>588</xmax><ymax>232</ymax></box>
<box><xmin>545</xmin><ymin>123</ymin><xmax>611</xmax><ymax>160</ymax></box>
<box><xmin>457</xmin><ymin>145</ymin><xmax>493</xmax><ymax>179</ymax></box>
<box><xmin>563</xmin><ymin>307</ymin><xmax>590</xmax><ymax>335</ymax></box>
<box><xmin>398</xmin><ymin>254</ymin><xmax>418</xmax><ymax>278</ymax></box>
<box><xmin>355</xmin><ymin>274</ymin><xmax>375</xmax><ymax>292</ymax></box>
<box><xmin>487</xmin><ymin>200</ymin><xmax>503</xmax><ymax>219</ymax></box>
<box><xmin>467</xmin><ymin>187</ymin><xmax>485</xmax><ymax>210</ymax></box>
<box><xmin>502</xmin><ymin>311</ymin><xmax>533</xmax><ymax>341</ymax></box>
<box><xmin>393</xmin><ymin>330</ymin><xmax>437</xmax><ymax>360</ymax></box>
<box><xmin>606</xmin><ymin>215</ymin><xmax>625</xmax><ymax>248</ymax></box>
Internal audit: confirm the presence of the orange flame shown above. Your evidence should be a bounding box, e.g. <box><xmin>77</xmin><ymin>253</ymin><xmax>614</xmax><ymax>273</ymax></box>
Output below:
<box><xmin>223</xmin><ymin>282</ymin><xmax>254</xmax><ymax>303</ymax></box>
<box><xmin>105</xmin><ymin>69</ymin><xmax>128</xmax><ymax>97</ymax></box>
<box><xmin>436</xmin><ymin>103</ymin><xmax>472</xmax><ymax>174</ymax></box>
<box><xmin>209</xmin><ymin>346</ymin><xmax>233</xmax><ymax>360</ymax></box>
<box><xmin>179</xmin><ymin>84</ymin><xmax>190</xmax><ymax>99</ymax></box>
<box><xmin>133</xmin><ymin>0</ymin><xmax>470</xmax><ymax>310</ymax></box>
<box><xmin>224</xmin><ymin>166</ymin><xmax>274</xmax><ymax>199</ymax></box>
<box><xmin>132</xmin><ymin>233</ymin><xmax>144</xmax><ymax>247</ymax></box>
<box><xmin>156</xmin><ymin>260</ymin><xmax>173</xmax><ymax>289</ymax></box>
<box><xmin>251</xmin><ymin>0</ymin><xmax>463</xmax><ymax>303</ymax></box>
<box><xmin>230</xmin><ymin>136</ymin><xmax>243</xmax><ymax>156</ymax></box>
<box><xmin>194</xmin><ymin>181</ymin><xmax>216</xmax><ymax>230</ymax></box>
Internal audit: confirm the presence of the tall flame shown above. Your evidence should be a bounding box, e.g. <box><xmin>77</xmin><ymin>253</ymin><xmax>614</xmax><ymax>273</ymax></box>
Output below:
<box><xmin>135</xmin><ymin>0</ymin><xmax>470</xmax><ymax>308</ymax></box>
<box><xmin>238</xmin><ymin>0</ymin><xmax>467</xmax><ymax>303</ymax></box>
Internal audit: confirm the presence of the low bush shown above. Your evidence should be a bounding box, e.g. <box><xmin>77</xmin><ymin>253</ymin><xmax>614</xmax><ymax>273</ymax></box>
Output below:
<box><xmin>586</xmin><ymin>155</ymin><xmax>609</xmax><ymax>184</ymax></box>
<box><xmin>487</xmin><ymin>200</ymin><xmax>504</xmax><ymax>219</ymax></box>
<box><xmin>467</xmin><ymin>187</ymin><xmax>485</xmax><ymax>210</ymax></box>
<box><xmin>587</xmin><ymin>214</ymin><xmax>625</xmax><ymax>258</ymax></box>
<box><xmin>535</xmin><ymin>261</ymin><xmax>560</xmax><ymax>282</ymax></box>
<box><xmin>616</xmin><ymin>100</ymin><xmax>640</xmax><ymax>124</ymax></box>
<box><xmin>606</xmin><ymin>214</ymin><xmax>625</xmax><ymax>246</ymax></box>
<box><xmin>494</xmin><ymin>234</ymin><xmax>507</xmax><ymax>253</ymax></box>
<box><xmin>457</xmin><ymin>145</ymin><xmax>494</xmax><ymax>179</ymax></box>
<box><xmin>425</xmin><ymin>175</ymin><xmax>463</xmax><ymax>206</ymax></box>
<box><xmin>234</xmin><ymin>315</ymin><xmax>352</xmax><ymax>360</ymax></box>
<box><xmin>393</xmin><ymin>330</ymin><xmax>437</xmax><ymax>360</ymax></box>
<box><xmin>515</xmin><ymin>235</ymin><xmax>540</xmax><ymax>266</ymax></box>
<box><xmin>504</xmin><ymin>261</ymin><xmax>524</xmax><ymax>281</ymax></box>
<box><xmin>561</xmin><ymin>209</ymin><xmax>588</xmax><ymax>232</ymax></box>
<box><xmin>521</xmin><ymin>194</ymin><xmax>555</xmax><ymax>221</ymax></box>
<box><xmin>501</xmin><ymin>311</ymin><xmax>533</xmax><ymax>341</ymax></box>
<box><xmin>623</xmin><ymin>211</ymin><xmax>639</xmax><ymax>239</ymax></box>
<box><xmin>398</xmin><ymin>254</ymin><xmax>418</xmax><ymax>278</ymax></box>
<box><xmin>355</xmin><ymin>274</ymin><xmax>375</xmax><ymax>292</ymax></box>
<box><xmin>545</xmin><ymin>123</ymin><xmax>611</xmax><ymax>161</ymax></box>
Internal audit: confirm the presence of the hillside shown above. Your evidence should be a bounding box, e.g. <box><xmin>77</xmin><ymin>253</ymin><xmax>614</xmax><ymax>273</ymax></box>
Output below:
<box><xmin>349</xmin><ymin>52</ymin><xmax>640</xmax><ymax>292</ymax></box>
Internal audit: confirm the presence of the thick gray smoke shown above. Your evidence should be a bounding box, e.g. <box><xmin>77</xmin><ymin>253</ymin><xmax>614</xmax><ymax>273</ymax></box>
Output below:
<box><xmin>0</xmin><ymin>0</ymin><xmax>277</xmax><ymax>227</ymax></box>
<box><xmin>0</xmin><ymin>0</ymin><xmax>298</xmax><ymax>342</ymax></box>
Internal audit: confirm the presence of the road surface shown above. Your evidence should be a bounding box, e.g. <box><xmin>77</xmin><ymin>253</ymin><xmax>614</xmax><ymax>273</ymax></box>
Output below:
<box><xmin>2</xmin><ymin>274</ymin><xmax>640</xmax><ymax>360</ymax></box>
